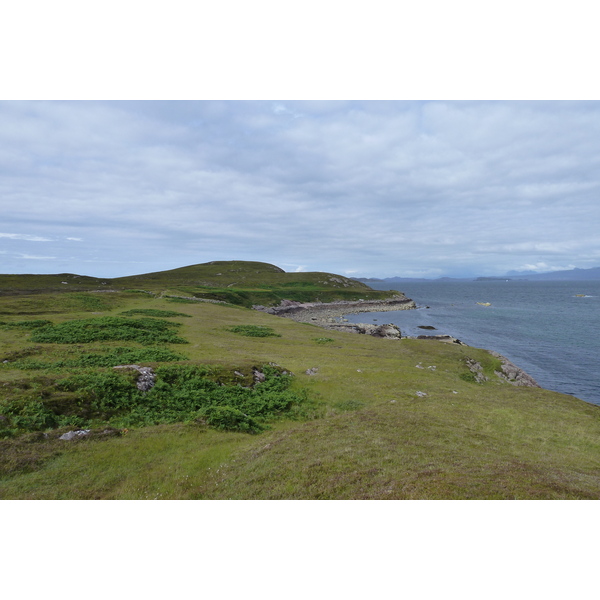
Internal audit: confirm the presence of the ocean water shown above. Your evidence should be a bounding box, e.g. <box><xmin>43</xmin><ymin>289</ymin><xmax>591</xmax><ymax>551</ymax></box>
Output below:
<box><xmin>345</xmin><ymin>280</ymin><xmax>600</xmax><ymax>405</ymax></box>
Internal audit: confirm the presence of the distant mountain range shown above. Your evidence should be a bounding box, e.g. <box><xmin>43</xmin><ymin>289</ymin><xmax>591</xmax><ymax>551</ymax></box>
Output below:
<box><xmin>505</xmin><ymin>266</ymin><xmax>600</xmax><ymax>281</ymax></box>
<box><xmin>355</xmin><ymin>266</ymin><xmax>600</xmax><ymax>283</ymax></box>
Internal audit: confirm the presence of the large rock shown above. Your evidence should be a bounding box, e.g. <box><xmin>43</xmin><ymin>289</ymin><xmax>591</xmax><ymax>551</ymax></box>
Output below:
<box><xmin>113</xmin><ymin>364</ymin><xmax>156</xmax><ymax>391</ymax></box>
<box><xmin>489</xmin><ymin>351</ymin><xmax>540</xmax><ymax>387</ymax></box>
<box><xmin>323</xmin><ymin>323</ymin><xmax>401</xmax><ymax>339</ymax></box>
<box><xmin>370</xmin><ymin>324</ymin><xmax>402</xmax><ymax>339</ymax></box>
<box><xmin>59</xmin><ymin>430</ymin><xmax>91</xmax><ymax>441</ymax></box>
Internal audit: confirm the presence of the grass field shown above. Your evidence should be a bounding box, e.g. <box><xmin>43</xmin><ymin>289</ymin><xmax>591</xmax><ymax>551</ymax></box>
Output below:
<box><xmin>1</xmin><ymin>261</ymin><xmax>600</xmax><ymax>499</ymax></box>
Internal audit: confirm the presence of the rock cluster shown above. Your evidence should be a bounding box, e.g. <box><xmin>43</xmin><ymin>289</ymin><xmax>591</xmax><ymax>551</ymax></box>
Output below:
<box><xmin>465</xmin><ymin>353</ymin><xmax>540</xmax><ymax>387</ymax></box>
<box><xmin>253</xmin><ymin>296</ymin><xmax>416</xmax><ymax>321</ymax></box>
<box><xmin>253</xmin><ymin>296</ymin><xmax>415</xmax><ymax>338</ymax></box>
<box><xmin>417</xmin><ymin>334</ymin><xmax>464</xmax><ymax>345</ymax></box>
<box><xmin>325</xmin><ymin>323</ymin><xmax>402</xmax><ymax>339</ymax></box>
<box><xmin>113</xmin><ymin>364</ymin><xmax>156</xmax><ymax>391</ymax></box>
<box><xmin>489</xmin><ymin>351</ymin><xmax>540</xmax><ymax>387</ymax></box>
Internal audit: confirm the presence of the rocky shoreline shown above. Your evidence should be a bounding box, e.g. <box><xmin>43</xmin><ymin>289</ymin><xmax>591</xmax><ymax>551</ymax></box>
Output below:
<box><xmin>253</xmin><ymin>294</ymin><xmax>416</xmax><ymax>335</ymax></box>
<box><xmin>253</xmin><ymin>295</ymin><xmax>539</xmax><ymax>387</ymax></box>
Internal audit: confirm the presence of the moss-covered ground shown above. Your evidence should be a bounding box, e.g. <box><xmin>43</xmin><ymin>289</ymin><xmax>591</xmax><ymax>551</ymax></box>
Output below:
<box><xmin>1</xmin><ymin>263</ymin><xmax>600</xmax><ymax>499</ymax></box>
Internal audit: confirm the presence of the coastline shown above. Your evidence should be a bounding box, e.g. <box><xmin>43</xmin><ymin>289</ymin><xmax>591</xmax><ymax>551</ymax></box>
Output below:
<box><xmin>254</xmin><ymin>295</ymin><xmax>540</xmax><ymax>388</ymax></box>
<box><xmin>253</xmin><ymin>294</ymin><xmax>416</xmax><ymax>329</ymax></box>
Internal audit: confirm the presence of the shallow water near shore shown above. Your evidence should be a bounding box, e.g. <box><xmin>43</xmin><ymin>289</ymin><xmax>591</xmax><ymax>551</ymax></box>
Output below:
<box><xmin>345</xmin><ymin>280</ymin><xmax>600</xmax><ymax>405</ymax></box>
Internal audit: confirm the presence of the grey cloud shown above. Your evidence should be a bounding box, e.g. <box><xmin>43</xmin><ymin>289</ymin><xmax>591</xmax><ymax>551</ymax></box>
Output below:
<box><xmin>1</xmin><ymin>101</ymin><xmax>600</xmax><ymax>278</ymax></box>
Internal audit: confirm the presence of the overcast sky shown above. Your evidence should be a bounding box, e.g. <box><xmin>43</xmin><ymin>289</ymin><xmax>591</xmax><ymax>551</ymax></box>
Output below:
<box><xmin>2</xmin><ymin>100</ymin><xmax>600</xmax><ymax>279</ymax></box>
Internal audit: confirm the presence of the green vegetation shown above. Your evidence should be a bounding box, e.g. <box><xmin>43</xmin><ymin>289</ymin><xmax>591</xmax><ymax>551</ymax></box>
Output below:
<box><xmin>30</xmin><ymin>316</ymin><xmax>188</xmax><ymax>345</ymax></box>
<box><xmin>226</xmin><ymin>325</ymin><xmax>281</xmax><ymax>338</ymax></box>
<box><xmin>0</xmin><ymin>363</ymin><xmax>314</xmax><ymax>438</ymax></box>
<box><xmin>1</xmin><ymin>319</ymin><xmax>53</xmax><ymax>329</ymax></box>
<box><xmin>313</xmin><ymin>337</ymin><xmax>335</xmax><ymax>344</ymax></box>
<box><xmin>1</xmin><ymin>260</ymin><xmax>600</xmax><ymax>499</ymax></box>
<box><xmin>0</xmin><ymin>260</ymin><xmax>398</xmax><ymax>308</ymax></box>
<box><xmin>8</xmin><ymin>347</ymin><xmax>188</xmax><ymax>370</ymax></box>
<box><xmin>35</xmin><ymin>363</ymin><xmax>311</xmax><ymax>433</ymax></box>
<box><xmin>120</xmin><ymin>309</ymin><xmax>192</xmax><ymax>318</ymax></box>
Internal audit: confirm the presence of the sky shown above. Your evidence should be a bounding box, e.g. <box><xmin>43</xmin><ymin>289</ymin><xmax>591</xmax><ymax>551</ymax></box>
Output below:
<box><xmin>2</xmin><ymin>100</ymin><xmax>600</xmax><ymax>279</ymax></box>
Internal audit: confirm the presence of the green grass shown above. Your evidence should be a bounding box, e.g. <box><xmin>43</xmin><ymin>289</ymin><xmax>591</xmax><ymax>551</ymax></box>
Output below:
<box><xmin>120</xmin><ymin>309</ymin><xmax>191</xmax><ymax>318</ymax></box>
<box><xmin>0</xmin><ymin>260</ymin><xmax>400</xmax><ymax>308</ymax></box>
<box><xmin>30</xmin><ymin>316</ymin><xmax>188</xmax><ymax>345</ymax></box>
<box><xmin>226</xmin><ymin>325</ymin><xmax>281</xmax><ymax>337</ymax></box>
<box><xmin>1</xmin><ymin>263</ymin><xmax>600</xmax><ymax>499</ymax></box>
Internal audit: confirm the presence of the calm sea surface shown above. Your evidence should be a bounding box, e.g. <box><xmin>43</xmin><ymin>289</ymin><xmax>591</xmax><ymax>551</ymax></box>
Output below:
<box><xmin>345</xmin><ymin>280</ymin><xmax>600</xmax><ymax>405</ymax></box>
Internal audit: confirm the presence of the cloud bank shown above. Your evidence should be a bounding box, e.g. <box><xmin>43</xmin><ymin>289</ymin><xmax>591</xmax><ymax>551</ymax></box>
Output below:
<box><xmin>1</xmin><ymin>100</ymin><xmax>600</xmax><ymax>278</ymax></box>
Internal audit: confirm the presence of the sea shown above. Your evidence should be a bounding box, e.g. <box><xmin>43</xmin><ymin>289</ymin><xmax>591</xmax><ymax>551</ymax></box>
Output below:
<box><xmin>344</xmin><ymin>280</ymin><xmax>600</xmax><ymax>406</ymax></box>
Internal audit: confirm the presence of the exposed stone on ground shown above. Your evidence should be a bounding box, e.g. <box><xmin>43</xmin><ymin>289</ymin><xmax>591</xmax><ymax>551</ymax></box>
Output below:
<box><xmin>252</xmin><ymin>368</ymin><xmax>266</xmax><ymax>383</ymax></box>
<box><xmin>305</xmin><ymin>367</ymin><xmax>319</xmax><ymax>376</ymax></box>
<box><xmin>489</xmin><ymin>351</ymin><xmax>540</xmax><ymax>387</ymax></box>
<box><xmin>417</xmin><ymin>334</ymin><xmax>464</xmax><ymax>345</ymax></box>
<box><xmin>59</xmin><ymin>430</ymin><xmax>91</xmax><ymax>441</ymax></box>
<box><xmin>113</xmin><ymin>364</ymin><xmax>156</xmax><ymax>391</ymax></box>
<box><xmin>323</xmin><ymin>323</ymin><xmax>402</xmax><ymax>338</ymax></box>
<box><xmin>466</xmin><ymin>359</ymin><xmax>488</xmax><ymax>383</ymax></box>
<box><xmin>58</xmin><ymin>428</ymin><xmax>121</xmax><ymax>441</ymax></box>
<box><xmin>253</xmin><ymin>295</ymin><xmax>416</xmax><ymax>324</ymax></box>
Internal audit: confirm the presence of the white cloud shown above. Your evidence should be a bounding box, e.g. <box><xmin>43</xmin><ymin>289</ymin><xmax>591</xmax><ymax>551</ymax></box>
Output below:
<box><xmin>0</xmin><ymin>233</ymin><xmax>52</xmax><ymax>241</ymax></box>
<box><xmin>18</xmin><ymin>254</ymin><xmax>56</xmax><ymax>260</ymax></box>
<box><xmin>514</xmin><ymin>262</ymin><xmax>578</xmax><ymax>273</ymax></box>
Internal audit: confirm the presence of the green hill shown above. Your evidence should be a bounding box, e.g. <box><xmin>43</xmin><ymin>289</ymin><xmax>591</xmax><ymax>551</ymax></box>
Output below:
<box><xmin>1</xmin><ymin>261</ymin><xmax>600</xmax><ymax>499</ymax></box>
<box><xmin>0</xmin><ymin>260</ymin><xmax>394</xmax><ymax>307</ymax></box>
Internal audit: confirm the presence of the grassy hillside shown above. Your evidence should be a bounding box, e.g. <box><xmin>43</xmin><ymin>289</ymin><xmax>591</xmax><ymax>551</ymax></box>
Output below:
<box><xmin>1</xmin><ymin>263</ymin><xmax>600</xmax><ymax>499</ymax></box>
<box><xmin>0</xmin><ymin>260</ymin><xmax>396</xmax><ymax>307</ymax></box>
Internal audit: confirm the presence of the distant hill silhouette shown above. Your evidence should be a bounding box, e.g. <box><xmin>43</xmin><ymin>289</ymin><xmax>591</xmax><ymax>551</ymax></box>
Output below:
<box><xmin>355</xmin><ymin>266</ymin><xmax>600</xmax><ymax>282</ymax></box>
<box><xmin>506</xmin><ymin>266</ymin><xmax>600</xmax><ymax>281</ymax></box>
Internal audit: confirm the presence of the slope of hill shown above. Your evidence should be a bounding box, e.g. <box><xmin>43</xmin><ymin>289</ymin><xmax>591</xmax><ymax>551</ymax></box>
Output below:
<box><xmin>0</xmin><ymin>261</ymin><xmax>397</xmax><ymax>307</ymax></box>
<box><xmin>1</xmin><ymin>261</ymin><xmax>600</xmax><ymax>499</ymax></box>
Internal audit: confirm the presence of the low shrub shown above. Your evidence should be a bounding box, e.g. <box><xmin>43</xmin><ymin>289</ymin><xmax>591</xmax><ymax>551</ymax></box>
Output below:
<box><xmin>30</xmin><ymin>316</ymin><xmax>188</xmax><ymax>345</ymax></box>
<box><xmin>1</xmin><ymin>319</ymin><xmax>53</xmax><ymax>329</ymax></box>
<box><xmin>8</xmin><ymin>347</ymin><xmax>188</xmax><ymax>371</ymax></box>
<box><xmin>1</xmin><ymin>363</ymin><xmax>317</xmax><ymax>436</ymax></box>
<box><xmin>200</xmin><ymin>406</ymin><xmax>264</xmax><ymax>434</ymax></box>
<box><xmin>0</xmin><ymin>398</ymin><xmax>59</xmax><ymax>436</ymax></box>
<box><xmin>226</xmin><ymin>325</ymin><xmax>281</xmax><ymax>338</ymax></box>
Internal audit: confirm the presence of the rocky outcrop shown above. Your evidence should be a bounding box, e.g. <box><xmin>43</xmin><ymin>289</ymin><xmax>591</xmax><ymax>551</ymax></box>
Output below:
<box><xmin>253</xmin><ymin>296</ymin><xmax>415</xmax><ymax>338</ymax></box>
<box><xmin>489</xmin><ymin>351</ymin><xmax>540</xmax><ymax>387</ymax></box>
<box><xmin>417</xmin><ymin>334</ymin><xmax>465</xmax><ymax>345</ymax></box>
<box><xmin>253</xmin><ymin>295</ymin><xmax>416</xmax><ymax>320</ymax></box>
<box><xmin>325</xmin><ymin>323</ymin><xmax>402</xmax><ymax>338</ymax></box>
<box><xmin>113</xmin><ymin>365</ymin><xmax>156</xmax><ymax>391</ymax></box>
<box><xmin>463</xmin><ymin>353</ymin><xmax>540</xmax><ymax>387</ymax></box>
